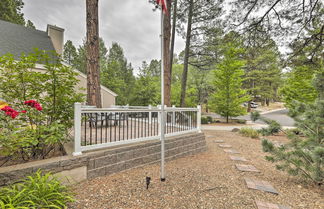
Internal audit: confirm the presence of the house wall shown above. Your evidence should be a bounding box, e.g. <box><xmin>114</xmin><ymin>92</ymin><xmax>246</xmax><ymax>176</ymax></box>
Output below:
<box><xmin>0</xmin><ymin>132</ymin><xmax>206</xmax><ymax>186</ymax></box>
<box><xmin>75</xmin><ymin>73</ymin><xmax>116</xmax><ymax>107</ymax></box>
<box><xmin>47</xmin><ymin>25</ymin><xmax>64</xmax><ymax>55</ymax></box>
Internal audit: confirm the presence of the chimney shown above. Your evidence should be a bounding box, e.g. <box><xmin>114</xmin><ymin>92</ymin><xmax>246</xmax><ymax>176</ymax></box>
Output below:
<box><xmin>47</xmin><ymin>24</ymin><xmax>64</xmax><ymax>55</ymax></box>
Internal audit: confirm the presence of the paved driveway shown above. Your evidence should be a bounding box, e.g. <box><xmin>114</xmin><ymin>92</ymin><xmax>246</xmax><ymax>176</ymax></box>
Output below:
<box><xmin>254</xmin><ymin>109</ymin><xmax>295</xmax><ymax>127</ymax></box>
<box><xmin>204</xmin><ymin>109</ymin><xmax>295</xmax><ymax>127</ymax></box>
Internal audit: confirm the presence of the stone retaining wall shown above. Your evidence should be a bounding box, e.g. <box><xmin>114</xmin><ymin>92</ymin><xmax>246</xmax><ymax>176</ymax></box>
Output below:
<box><xmin>0</xmin><ymin>132</ymin><xmax>206</xmax><ymax>186</ymax></box>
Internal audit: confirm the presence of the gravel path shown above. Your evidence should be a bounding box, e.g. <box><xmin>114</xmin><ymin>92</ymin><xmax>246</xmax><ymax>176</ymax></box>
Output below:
<box><xmin>70</xmin><ymin>131</ymin><xmax>323</xmax><ymax>209</ymax></box>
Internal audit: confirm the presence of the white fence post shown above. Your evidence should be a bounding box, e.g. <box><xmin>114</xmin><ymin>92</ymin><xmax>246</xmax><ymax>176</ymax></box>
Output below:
<box><xmin>149</xmin><ymin>105</ymin><xmax>152</xmax><ymax>124</ymax></box>
<box><xmin>73</xmin><ymin>103</ymin><xmax>82</xmax><ymax>156</ymax></box>
<box><xmin>157</xmin><ymin>105</ymin><xmax>161</xmax><ymax>137</ymax></box>
<box><xmin>197</xmin><ymin>105</ymin><xmax>202</xmax><ymax>133</ymax></box>
<box><xmin>172</xmin><ymin>105</ymin><xmax>176</xmax><ymax>125</ymax></box>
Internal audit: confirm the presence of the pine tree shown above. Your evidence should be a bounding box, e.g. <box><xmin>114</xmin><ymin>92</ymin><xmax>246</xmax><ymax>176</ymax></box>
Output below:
<box><xmin>210</xmin><ymin>43</ymin><xmax>249</xmax><ymax>123</ymax></box>
<box><xmin>262</xmin><ymin>71</ymin><xmax>324</xmax><ymax>185</ymax></box>
<box><xmin>63</xmin><ymin>40</ymin><xmax>78</xmax><ymax>65</ymax></box>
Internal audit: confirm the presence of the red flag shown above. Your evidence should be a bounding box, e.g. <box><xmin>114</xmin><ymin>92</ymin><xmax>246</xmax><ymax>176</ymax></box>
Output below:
<box><xmin>156</xmin><ymin>0</ymin><xmax>168</xmax><ymax>14</ymax></box>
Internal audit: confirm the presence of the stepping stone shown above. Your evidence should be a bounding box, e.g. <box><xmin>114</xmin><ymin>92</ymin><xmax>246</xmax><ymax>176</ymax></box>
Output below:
<box><xmin>244</xmin><ymin>178</ymin><xmax>279</xmax><ymax>194</ymax></box>
<box><xmin>229</xmin><ymin>155</ymin><xmax>248</xmax><ymax>162</ymax></box>
<box><xmin>218</xmin><ymin>144</ymin><xmax>232</xmax><ymax>148</ymax></box>
<box><xmin>206</xmin><ymin>135</ymin><xmax>214</xmax><ymax>138</ymax></box>
<box><xmin>213</xmin><ymin>140</ymin><xmax>224</xmax><ymax>143</ymax></box>
<box><xmin>223</xmin><ymin>149</ymin><xmax>240</xmax><ymax>154</ymax></box>
<box><xmin>255</xmin><ymin>200</ymin><xmax>291</xmax><ymax>209</ymax></box>
<box><xmin>235</xmin><ymin>164</ymin><xmax>260</xmax><ymax>172</ymax></box>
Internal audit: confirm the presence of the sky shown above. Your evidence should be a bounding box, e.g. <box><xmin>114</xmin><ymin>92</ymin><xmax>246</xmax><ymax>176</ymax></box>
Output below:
<box><xmin>22</xmin><ymin>0</ymin><xmax>185</xmax><ymax>70</ymax></box>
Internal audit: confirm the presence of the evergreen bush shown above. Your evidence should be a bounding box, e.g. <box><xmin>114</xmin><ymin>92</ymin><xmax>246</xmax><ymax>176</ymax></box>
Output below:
<box><xmin>262</xmin><ymin>72</ymin><xmax>324</xmax><ymax>185</ymax></box>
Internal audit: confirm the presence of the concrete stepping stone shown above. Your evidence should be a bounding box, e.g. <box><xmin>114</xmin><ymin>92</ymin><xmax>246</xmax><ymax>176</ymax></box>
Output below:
<box><xmin>229</xmin><ymin>155</ymin><xmax>248</xmax><ymax>162</ymax></box>
<box><xmin>255</xmin><ymin>200</ymin><xmax>291</xmax><ymax>209</ymax></box>
<box><xmin>244</xmin><ymin>178</ymin><xmax>278</xmax><ymax>194</ymax></box>
<box><xmin>218</xmin><ymin>144</ymin><xmax>232</xmax><ymax>148</ymax></box>
<box><xmin>236</xmin><ymin>164</ymin><xmax>260</xmax><ymax>172</ymax></box>
<box><xmin>213</xmin><ymin>140</ymin><xmax>224</xmax><ymax>143</ymax></box>
<box><xmin>223</xmin><ymin>149</ymin><xmax>240</xmax><ymax>154</ymax></box>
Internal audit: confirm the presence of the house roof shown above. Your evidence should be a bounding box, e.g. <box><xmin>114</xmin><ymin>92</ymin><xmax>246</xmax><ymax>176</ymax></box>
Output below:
<box><xmin>0</xmin><ymin>20</ymin><xmax>55</xmax><ymax>58</ymax></box>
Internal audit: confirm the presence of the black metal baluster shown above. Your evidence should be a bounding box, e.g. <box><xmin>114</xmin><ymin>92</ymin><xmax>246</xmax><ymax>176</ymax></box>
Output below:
<box><xmin>95</xmin><ymin>113</ymin><xmax>98</xmax><ymax>144</ymax></box>
<box><xmin>130</xmin><ymin>113</ymin><xmax>133</xmax><ymax>139</ymax></box>
<box><xmin>109</xmin><ymin>113</ymin><xmax>112</xmax><ymax>142</ymax></box>
<box><xmin>105</xmin><ymin>113</ymin><xmax>108</xmax><ymax>143</ymax></box>
<box><xmin>118</xmin><ymin>112</ymin><xmax>121</xmax><ymax>141</ymax></box>
<box><xmin>89</xmin><ymin>113</ymin><xmax>93</xmax><ymax>145</ymax></box>
<box><xmin>126</xmin><ymin>113</ymin><xmax>129</xmax><ymax>140</ymax></box>
<box><xmin>84</xmin><ymin>114</ymin><xmax>87</xmax><ymax>146</ymax></box>
<box><xmin>123</xmin><ymin>113</ymin><xmax>125</xmax><ymax>141</ymax></box>
<box><xmin>114</xmin><ymin>112</ymin><xmax>117</xmax><ymax>142</ymax></box>
<box><xmin>100</xmin><ymin>113</ymin><xmax>103</xmax><ymax>144</ymax></box>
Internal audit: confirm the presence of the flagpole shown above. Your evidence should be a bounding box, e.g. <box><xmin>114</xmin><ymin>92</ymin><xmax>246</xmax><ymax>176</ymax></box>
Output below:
<box><xmin>160</xmin><ymin>6</ymin><xmax>166</xmax><ymax>182</ymax></box>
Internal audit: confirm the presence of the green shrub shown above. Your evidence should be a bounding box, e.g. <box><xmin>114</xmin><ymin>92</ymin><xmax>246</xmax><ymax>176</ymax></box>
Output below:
<box><xmin>201</xmin><ymin>117</ymin><xmax>208</xmax><ymax>124</ymax></box>
<box><xmin>206</xmin><ymin>116</ymin><xmax>213</xmax><ymax>123</ymax></box>
<box><xmin>237</xmin><ymin>119</ymin><xmax>247</xmax><ymax>124</ymax></box>
<box><xmin>0</xmin><ymin>51</ymin><xmax>85</xmax><ymax>163</ymax></box>
<box><xmin>262</xmin><ymin>72</ymin><xmax>324</xmax><ymax>185</ymax></box>
<box><xmin>239</xmin><ymin>127</ymin><xmax>260</xmax><ymax>138</ymax></box>
<box><xmin>250</xmin><ymin>111</ymin><xmax>261</xmax><ymax>122</ymax></box>
<box><xmin>0</xmin><ymin>170</ymin><xmax>74</xmax><ymax>208</ymax></box>
<box><xmin>250</xmin><ymin>111</ymin><xmax>282</xmax><ymax>136</ymax></box>
<box><xmin>258</xmin><ymin>119</ymin><xmax>281</xmax><ymax>136</ymax></box>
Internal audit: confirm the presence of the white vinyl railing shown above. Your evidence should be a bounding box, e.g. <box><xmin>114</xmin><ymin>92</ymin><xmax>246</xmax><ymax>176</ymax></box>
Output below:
<box><xmin>72</xmin><ymin>103</ymin><xmax>201</xmax><ymax>156</ymax></box>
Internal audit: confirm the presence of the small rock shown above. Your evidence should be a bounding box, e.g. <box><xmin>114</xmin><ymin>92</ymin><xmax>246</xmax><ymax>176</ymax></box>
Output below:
<box><xmin>231</xmin><ymin>128</ymin><xmax>240</xmax><ymax>132</ymax></box>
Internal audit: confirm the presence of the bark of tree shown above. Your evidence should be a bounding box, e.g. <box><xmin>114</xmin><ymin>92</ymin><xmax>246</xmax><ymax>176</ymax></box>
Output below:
<box><xmin>86</xmin><ymin>0</ymin><xmax>102</xmax><ymax>107</ymax></box>
<box><xmin>163</xmin><ymin>0</ymin><xmax>172</xmax><ymax>107</ymax></box>
<box><xmin>169</xmin><ymin>0</ymin><xmax>178</xmax><ymax>78</ymax></box>
<box><xmin>180</xmin><ymin>0</ymin><xmax>194</xmax><ymax>107</ymax></box>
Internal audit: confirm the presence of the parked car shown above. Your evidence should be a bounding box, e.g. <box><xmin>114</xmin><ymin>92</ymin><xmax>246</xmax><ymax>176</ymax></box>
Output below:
<box><xmin>243</xmin><ymin>102</ymin><xmax>258</xmax><ymax>108</ymax></box>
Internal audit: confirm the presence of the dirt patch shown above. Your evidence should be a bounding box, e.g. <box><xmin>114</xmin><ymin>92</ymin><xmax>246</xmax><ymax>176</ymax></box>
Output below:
<box><xmin>70</xmin><ymin>131</ymin><xmax>323</xmax><ymax>209</ymax></box>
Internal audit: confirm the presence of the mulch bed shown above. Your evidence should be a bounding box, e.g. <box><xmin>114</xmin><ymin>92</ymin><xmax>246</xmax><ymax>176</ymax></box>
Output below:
<box><xmin>70</xmin><ymin>130</ymin><xmax>323</xmax><ymax>209</ymax></box>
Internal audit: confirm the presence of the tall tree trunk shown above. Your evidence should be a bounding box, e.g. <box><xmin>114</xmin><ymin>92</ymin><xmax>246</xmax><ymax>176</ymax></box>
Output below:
<box><xmin>86</xmin><ymin>0</ymin><xmax>102</xmax><ymax>107</ymax></box>
<box><xmin>180</xmin><ymin>0</ymin><xmax>193</xmax><ymax>107</ymax></box>
<box><xmin>169</xmin><ymin>0</ymin><xmax>178</xmax><ymax>78</ymax></box>
<box><xmin>163</xmin><ymin>0</ymin><xmax>172</xmax><ymax>107</ymax></box>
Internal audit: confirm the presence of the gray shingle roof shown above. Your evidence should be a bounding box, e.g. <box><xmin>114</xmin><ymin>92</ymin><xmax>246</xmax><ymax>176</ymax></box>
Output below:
<box><xmin>0</xmin><ymin>20</ymin><xmax>55</xmax><ymax>58</ymax></box>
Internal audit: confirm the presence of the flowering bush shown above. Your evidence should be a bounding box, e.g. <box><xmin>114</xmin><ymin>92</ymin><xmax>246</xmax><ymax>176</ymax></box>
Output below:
<box><xmin>0</xmin><ymin>100</ymin><xmax>67</xmax><ymax>164</ymax></box>
<box><xmin>1</xmin><ymin>106</ymin><xmax>20</xmax><ymax>119</ymax></box>
<box><xmin>24</xmin><ymin>100</ymin><xmax>43</xmax><ymax>111</ymax></box>
<box><xmin>0</xmin><ymin>50</ymin><xmax>84</xmax><ymax>165</ymax></box>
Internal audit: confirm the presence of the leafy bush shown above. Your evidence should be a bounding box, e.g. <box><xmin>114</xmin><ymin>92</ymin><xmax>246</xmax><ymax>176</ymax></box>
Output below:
<box><xmin>239</xmin><ymin>127</ymin><xmax>259</xmax><ymax>139</ymax></box>
<box><xmin>0</xmin><ymin>51</ymin><xmax>85</xmax><ymax>164</ymax></box>
<box><xmin>206</xmin><ymin>116</ymin><xmax>213</xmax><ymax>123</ymax></box>
<box><xmin>250</xmin><ymin>111</ymin><xmax>261</xmax><ymax>122</ymax></box>
<box><xmin>250</xmin><ymin>111</ymin><xmax>282</xmax><ymax>136</ymax></box>
<box><xmin>0</xmin><ymin>170</ymin><xmax>74</xmax><ymax>208</ymax></box>
<box><xmin>262</xmin><ymin>72</ymin><xmax>324</xmax><ymax>185</ymax></box>
<box><xmin>0</xmin><ymin>50</ymin><xmax>84</xmax><ymax>129</ymax></box>
<box><xmin>201</xmin><ymin>117</ymin><xmax>208</xmax><ymax>124</ymax></box>
<box><xmin>258</xmin><ymin>120</ymin><xmax>282</xmax><ymax>136</ymax></box>
<box><xmin>237</xmin><ymin>119</ymin><xmax>247</xmax><ymax>124</ymax></box>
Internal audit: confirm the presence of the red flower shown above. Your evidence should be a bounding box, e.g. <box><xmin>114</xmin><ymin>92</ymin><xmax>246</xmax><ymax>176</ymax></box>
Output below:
<box><xmin>21</xmin><ymin>110</ymin><xmax>27</xmax><ymax>113</ymax></box>
<box><xmin>1</xmin><ymin>106</ymin><xmax>19</xmax><ymax>119</ymax></box>
<box><xmin>24</xmin><ymin>100</ymin><xmax>42</xmax><ymax>111</ymax></box>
